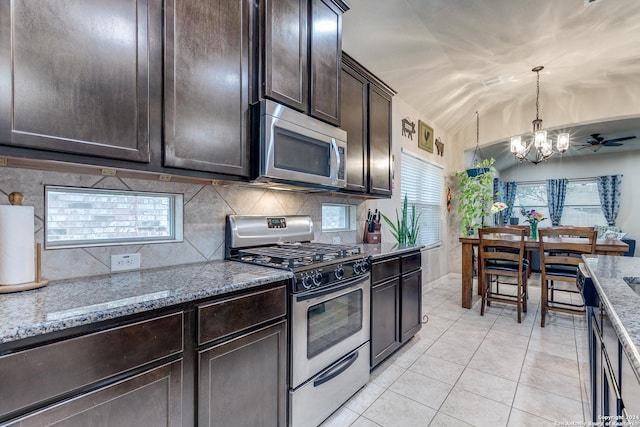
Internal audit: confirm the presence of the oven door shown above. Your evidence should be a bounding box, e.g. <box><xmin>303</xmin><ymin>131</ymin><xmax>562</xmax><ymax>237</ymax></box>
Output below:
<box><xmin>257</xmin><ymin>101</ymin><xmax>346</xmax><ymax>189</ymax></box>
<box><xmin>291</xmin><ymin>274</ymin><xmax>370</xmax><ymax>389</ymax></box>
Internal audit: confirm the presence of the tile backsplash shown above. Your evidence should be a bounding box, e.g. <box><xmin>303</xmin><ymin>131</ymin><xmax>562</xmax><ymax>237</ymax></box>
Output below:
<box><xmin>0</xmin><ymin>167</ymin><xmax>365</xmax><ymax>281</ymax></box>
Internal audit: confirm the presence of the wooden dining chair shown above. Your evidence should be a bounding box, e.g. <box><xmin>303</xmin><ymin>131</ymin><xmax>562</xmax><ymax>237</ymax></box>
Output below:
<box><xmin>538</xmin><ymin>226</ymin><xmax>597</xmax><ymax>327</ymax></box>
<box><xmin>479</xmin><ymin>226</ymin><xmax>529</xmax><ymax>323</ymax></box>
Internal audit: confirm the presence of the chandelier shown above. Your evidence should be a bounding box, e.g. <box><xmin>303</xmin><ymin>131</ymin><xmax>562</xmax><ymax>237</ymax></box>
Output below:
<box><xmin>510</xmin><ymin>66</ymin><xmax>570</xmax><ymax>164</ymax></box>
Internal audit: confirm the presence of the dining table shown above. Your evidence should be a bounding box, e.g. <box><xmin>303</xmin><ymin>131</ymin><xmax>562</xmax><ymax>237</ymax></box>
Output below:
<box><xmin>458</xmin><ymin>234</ymin><xmax>629</xmax><ymax>309</ymax></box>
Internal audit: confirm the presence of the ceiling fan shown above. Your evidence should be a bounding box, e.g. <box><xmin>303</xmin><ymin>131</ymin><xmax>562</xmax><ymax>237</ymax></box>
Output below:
<box><xmin>580</xmin><ymin>133</ymin><xmax>637</xmax><ymax>152</ymax></box>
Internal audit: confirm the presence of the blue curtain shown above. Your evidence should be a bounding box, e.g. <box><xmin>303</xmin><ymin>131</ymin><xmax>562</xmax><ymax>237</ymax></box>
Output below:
<box><xmin>492</xmin><ymin>179</ymin><xmax>517</xmax><ymax>224</ymax></box>
<box><xmin>503</xmin><ymin>182</ymin><xmax>517</xmax><ymax>223</ymax></box>
<box><xmin>493</xmin><ymin>178</ymin><xmax>505</xmax><ymax>225</ymax></box>
<box><xmin>597</xmin><ymin>175</ymin><xmax>623</xmax><ymax>226</ymax></box>
<box><xmin>546</xmin><ymin>179</ymin><xmax>568</xmax><ymax>226</ymax></box>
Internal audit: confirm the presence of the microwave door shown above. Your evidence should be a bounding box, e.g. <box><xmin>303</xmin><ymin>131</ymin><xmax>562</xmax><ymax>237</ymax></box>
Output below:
<box><xmin>263</xmin><ymin>115</ymin><xmax>336</xmax><ymax>187</ymax></box>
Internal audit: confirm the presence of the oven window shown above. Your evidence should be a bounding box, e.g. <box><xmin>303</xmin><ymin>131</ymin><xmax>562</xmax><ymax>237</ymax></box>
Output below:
<box><xmin>307</xmin><ymin>289</ymin><xmax>363</xmax><ymax>358</ymax></box>
<box><xmin>274</xmin><ymin>127</ymin><xmax>330</xmax><ymax>177</ymax></box>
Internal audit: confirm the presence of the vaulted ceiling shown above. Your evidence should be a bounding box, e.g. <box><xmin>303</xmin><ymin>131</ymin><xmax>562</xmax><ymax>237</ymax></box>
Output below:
<box><xmin>342</xmin><ymin>0</ymin><xmax>640</xmax><ymax>151</ymax></box>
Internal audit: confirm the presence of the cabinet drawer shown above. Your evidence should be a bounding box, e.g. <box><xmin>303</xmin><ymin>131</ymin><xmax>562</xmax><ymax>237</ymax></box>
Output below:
<box><xmin>371</xmin><ymin>258</ymin><xmax>400</xmax><ymax>284</ymax></box>
<box><xmin>197</xmin><ymin>286</ymin><xmax>286</xmax><ymax>346</ymax></box>
<box><xmin>401</xmin><ymin>252</ymin><xmax>421</xmax><ymax>274</ymax></box>
<box><xmin>0</xmin><ymin>312</ymin><xmax>184</xmax><ymax>418</ymax></box>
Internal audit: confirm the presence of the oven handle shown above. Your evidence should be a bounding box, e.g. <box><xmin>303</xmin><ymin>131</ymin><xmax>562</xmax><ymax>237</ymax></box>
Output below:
<box><xmin>313</xmin><ymin>349</ymin><xmax>359</xmax><ymax>388</ymax></box>
<box><xmin>295</xmin><ymin>274</ymin><xmax>370</xmax><ymax>302</ymax></box>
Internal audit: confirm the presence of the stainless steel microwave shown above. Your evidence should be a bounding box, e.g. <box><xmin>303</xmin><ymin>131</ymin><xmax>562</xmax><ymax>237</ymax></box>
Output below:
<box><xmin>252</xmin><ymin>100</ymin><xmax>347</xmax><ymax>190</ymax></box>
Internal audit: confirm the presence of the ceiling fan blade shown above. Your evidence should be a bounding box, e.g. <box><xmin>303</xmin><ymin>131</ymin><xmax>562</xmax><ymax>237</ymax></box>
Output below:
<box><xmin>602</xmin><ymin>142</ymin><xmax>623</xmax><ymax>147</ymax></box>
<box><xmin>602</xmin><ymin>136</ymin><xmax>636</xmax><ymax>145</ymax></box>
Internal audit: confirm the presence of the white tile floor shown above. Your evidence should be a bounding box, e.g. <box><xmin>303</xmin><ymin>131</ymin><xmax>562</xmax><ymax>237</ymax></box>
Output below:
<box><xmin>321</xmin><ymin>274</ymin><xmax>591</xmax><ymax>427</ymax></box>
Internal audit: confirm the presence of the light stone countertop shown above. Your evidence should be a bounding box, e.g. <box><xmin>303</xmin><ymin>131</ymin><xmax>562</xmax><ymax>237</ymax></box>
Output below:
<box><xmin>583</xmin><ymin>255</ymin><xmax>640</xmax><ymax>380</ymax></box>
<box><xmin>0</xmin><ymin>244</ymin><xmax>422</xmax><ymax>348</ymax></box>
<box><xmin>0</xmin><ymin>260</ymin><xmax>292</xmax><ymax>346</ymax></box>
<box><xmin>359</xmin><ymin>243</ymin><xmax>423</xmax><ymax>259</ymax></box>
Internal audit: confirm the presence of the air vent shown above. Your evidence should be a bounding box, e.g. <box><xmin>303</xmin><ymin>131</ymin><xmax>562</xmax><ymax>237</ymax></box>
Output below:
<box><xmin>481</xmin><ymin>76</ymin><xmax>503</xmax><ymax>87</ymax></box>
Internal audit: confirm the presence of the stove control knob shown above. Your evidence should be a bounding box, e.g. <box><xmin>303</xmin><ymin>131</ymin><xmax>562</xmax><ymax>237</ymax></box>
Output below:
<box><xmin>313</xmin><ymin>271</ymin><xmax>323</xmax><ymax>286</ymax></box>
<box><xmin>360</xmin><ymin>259</ymin><xmax>370</xmax><ymax>273</ymax></box>
<box><xmin>300</xmin><ymin>274</ymin><xmax>312</xmax><ymax>289</ymax></box>
<box><xmin>353</xmin><ymin>262</ymin><xmax>361</xmax><ymax>274</ymax></box>
<box><xmin>334</xmin><ymin>266</ymin><xmax>344</xmax><ymax>280</ymax></box>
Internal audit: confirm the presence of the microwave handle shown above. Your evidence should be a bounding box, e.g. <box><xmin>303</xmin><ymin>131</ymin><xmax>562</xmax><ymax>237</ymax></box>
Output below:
<box><xmin>330</xmin><ymin>138</ymin><xmax>340</xmax><ymax>186</ymax></box>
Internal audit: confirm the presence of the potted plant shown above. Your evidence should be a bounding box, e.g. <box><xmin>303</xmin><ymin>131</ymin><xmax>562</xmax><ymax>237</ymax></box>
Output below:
<box><xmin>455</xmin><ymin>157</ymin><xmax>497</xmax><ymax>236</ymax></box>
<box><xmin>381</xmin><ymin>194</ymin><xmax>421</xmax><ymax>245</ymax></box>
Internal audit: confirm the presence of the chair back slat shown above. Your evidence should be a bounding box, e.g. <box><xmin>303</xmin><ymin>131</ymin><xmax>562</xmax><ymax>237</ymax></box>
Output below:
<box><xmin>538</xmin><ymin>226</ymin><xmax>597</xmax><ymax>272</ymax></box>
<box><xmin>479</xmin><ymin>226</ymin><xmax>527</xmax><ymax>273</ymax></box>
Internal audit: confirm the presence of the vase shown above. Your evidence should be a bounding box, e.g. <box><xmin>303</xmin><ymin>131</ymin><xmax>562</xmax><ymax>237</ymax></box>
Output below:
<box><xmin>530</xmin><ymin>222</ymin><xmax>538</xmax><ymax>240</ymax></box>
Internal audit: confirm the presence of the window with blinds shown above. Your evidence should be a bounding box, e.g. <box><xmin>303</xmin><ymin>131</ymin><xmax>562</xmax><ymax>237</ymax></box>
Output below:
<box><xmin>400</xmin><ymin>149</ymin><xmax>443</xmax><ymax>248</ymax></box>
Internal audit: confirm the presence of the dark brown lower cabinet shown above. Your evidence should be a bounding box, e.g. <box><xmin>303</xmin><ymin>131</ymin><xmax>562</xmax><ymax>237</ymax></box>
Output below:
<box><xmin>197</xmin><ymin>321</ymin><xmax>287</xmax><ymax>427</ymax></box>
<box><xmin>370</xmin><ymin>250</ymin><xmax>422</xmax><ymax>368</ymax></box>
<box><xmin>400</xmin><ymin>269</ymin><xmax>422</xmax><ymax>342</ymax></box>
<box><xmin>5</xmin><ymin>361</ymin><xmax>183</xmax><ymax>427</ymax></box>
<box><xmin>0</xmin><ymin>282</ymin><xmax>288</xmax><ymax>427</ymax></box>
<box><xmin>371</xmin><ymin>277</ymin><xmax>400</xmax><ymax>367</ymax></box>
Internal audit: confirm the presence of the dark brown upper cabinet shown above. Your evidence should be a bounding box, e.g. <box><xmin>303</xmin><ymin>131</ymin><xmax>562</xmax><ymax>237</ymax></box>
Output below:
<box><xmin>0</xmin><ymin>0</ymin><xmax>152</xmax><ymax>163</ymax></box>
<box><xmin>163</xmin><ymin>0</ymin><xmax>251</xmax><ymax>177</ymax></box>
<box><xmin>340</xmin><ymin>53</ymin><xmax>395</xmax><ymax>197</ymax></box>
<box><xmin>261</xmin><ymin>0</ymin><xmax>348</xmax><ymax>126</ymax></box>
<box><xmin>340</xmin><ymin>62</ymin><xmax>368</xmax><ymax>192</ymax></box>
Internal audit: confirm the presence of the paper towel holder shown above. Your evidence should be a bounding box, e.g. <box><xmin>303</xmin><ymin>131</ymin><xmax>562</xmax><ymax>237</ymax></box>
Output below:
<box><xmin>0</xmin><ymin>192</ymin><xmax>49</xmax><ymax>293</ymax></box>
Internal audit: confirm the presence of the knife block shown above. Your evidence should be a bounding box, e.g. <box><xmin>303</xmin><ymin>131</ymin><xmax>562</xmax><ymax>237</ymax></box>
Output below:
<box><xmin>363</xmin><ymin>221</ymin><xmax>381</xmax><ymax>244</ymax></box>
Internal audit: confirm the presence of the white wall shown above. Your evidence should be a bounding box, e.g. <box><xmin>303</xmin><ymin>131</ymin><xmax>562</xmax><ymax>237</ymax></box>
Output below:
<box><xmin>364</xmin><ymin>96</ymin><xmax>455</xmax><ymax>282</ymax></box>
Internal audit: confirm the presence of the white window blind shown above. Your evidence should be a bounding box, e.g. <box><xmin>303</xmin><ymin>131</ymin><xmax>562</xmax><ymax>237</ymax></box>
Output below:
<box><xmin>400</xmin><ymin>149</ymin><xmax>443</xmax><ymax>248</ymax></box>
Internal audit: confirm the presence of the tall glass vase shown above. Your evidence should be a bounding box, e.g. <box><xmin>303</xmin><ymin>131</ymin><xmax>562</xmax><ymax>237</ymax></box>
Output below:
<box><xmin>530</xmin><ymin>221</ymin><xmax>538</xmax><ymax>240</ymax></box>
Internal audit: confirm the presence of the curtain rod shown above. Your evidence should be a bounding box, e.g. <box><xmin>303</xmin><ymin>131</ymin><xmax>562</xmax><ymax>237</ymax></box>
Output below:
<box><xmin>513</xmin><ymin>175</ymin><xmax>622</xmax><ymax>185</ymax></box>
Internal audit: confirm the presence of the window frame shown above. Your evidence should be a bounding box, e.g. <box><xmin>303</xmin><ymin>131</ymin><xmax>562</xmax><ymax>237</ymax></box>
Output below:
<box><xmin>321</xmin><ymin>203</ymin><xmax>356</xmax><ymax>232</ymax></box>
<box><xmin>44</xmin><ymin>186</ymin><xmax>184</xmax><ymax>249</ymax></box>
<box><xmin>512</xmin><ymin>178</ymin><xmax>607</xmax><ymax>227</ymax></box>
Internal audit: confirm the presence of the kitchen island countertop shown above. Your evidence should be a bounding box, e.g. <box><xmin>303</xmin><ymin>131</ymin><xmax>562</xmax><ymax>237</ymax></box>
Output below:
<box><xmin>583</xmin><ymin>254</ymin><xmax>640</xmax><ymax>380</ymax></box>
<box><xmin>0</xmin><ymin>261</ymin><xmax>292</xmax><ymax>346</ymax></box>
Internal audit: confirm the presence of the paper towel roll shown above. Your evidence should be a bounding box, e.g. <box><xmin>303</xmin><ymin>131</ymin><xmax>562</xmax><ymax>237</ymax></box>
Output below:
<box><xmin>0</xmin><ymin>205</ymin><xmax>35</xmax><ymax>285</ymax></box>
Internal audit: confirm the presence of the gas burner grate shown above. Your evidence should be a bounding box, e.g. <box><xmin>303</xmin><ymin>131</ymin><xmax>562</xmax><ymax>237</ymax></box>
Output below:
<box><xmin>236</xmin><ymin>243</ymin><xmax>361</xmax><ymax>269</ymax></box>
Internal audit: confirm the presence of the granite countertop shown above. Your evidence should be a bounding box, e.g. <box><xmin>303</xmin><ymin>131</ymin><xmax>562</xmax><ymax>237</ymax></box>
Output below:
<box><xmin>0</xmin><ymin>261</ymin><xmax>292</xmax><ymax>346</ymax></box>
<box><xmin>360</xmin><ymin>243</ymin><xmax>424</xmax><ymax>259</ymax></box>
<box><xmin>583</xmin><ymin>255</ymin><xmax>640</xmax><ymax>379</ymax></box>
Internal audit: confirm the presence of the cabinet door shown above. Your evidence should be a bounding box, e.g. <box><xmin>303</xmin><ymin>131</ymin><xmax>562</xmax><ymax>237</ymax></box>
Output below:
<box><xmin>164</xmin><ymin>0</ymin><xmax>250</xmax><ymax>176</ymax></box>
<box><xmin>340</xmin><ymin>64</ymin><xmax>368</xmax><ymax>192</ymax></box>
<box><xmin>198</xmin><ymin>321</ymin><xmax>287</xmax><ymax>427</ymax></box>
<box><xmin>309</xmin><ymin>0</ymin><xmax>342</xmax><ymax>125</ymax></box>
<box><xmin>368</xmin><ymin>85</ymin><xmax>392</xmax><ymax>196</ymax></box>
<box><xmin>401</xmin><ymin>269</ymin><xmax>422</xmax><ymax>342</ymax></box>
<box><xmin>5</xmin><ymin>361</ymin><xmax>183</xmax><ymax>427</ymax></box>
<box><xmin>0</xmin><ymin>0</ymin><xmax>151</xmax><ymax>162</ymax></box>
<box><xmin>371</xmin><ymin>278</ymin><xmax>400</xmax><ymax>368</ymax></box>
<box><xmin>262</xmin><ymin>0</ymin><xmax>308</xmax><ymax>112</ymax></box>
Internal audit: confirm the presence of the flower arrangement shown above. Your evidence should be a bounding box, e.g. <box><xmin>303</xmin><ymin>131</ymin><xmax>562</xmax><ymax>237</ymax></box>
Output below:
<box><xmin>520</xmin><ymin>207</ymin><xmax>546</xmax><ymax>239</ymax></box>
<box><xmin>490</xmin><ymin>202</ymin><xmax>507</xmax><ymax>214</ymax></box>
<box><xmin>520</xmin><ymin>207</ymin><xmax>546</xmax><ymax>224</ymax></box>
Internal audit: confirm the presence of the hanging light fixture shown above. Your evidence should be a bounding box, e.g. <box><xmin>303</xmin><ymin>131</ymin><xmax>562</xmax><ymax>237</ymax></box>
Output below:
<box><xmin>510</xmin><ymin>66</ymin><xmax>570</xmax><ymax>164</ymax></box>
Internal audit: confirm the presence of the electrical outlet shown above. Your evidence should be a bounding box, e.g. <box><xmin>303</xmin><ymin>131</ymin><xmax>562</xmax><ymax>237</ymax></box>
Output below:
<box><xmin>332</xmin><ymin>236</ymin><xmax>341</xmax><ymax>244</ymax></box>
<box><xmin>110</xmin><ymin>253</ymin><xmax>141</xmax><ymax>272</ymax></box>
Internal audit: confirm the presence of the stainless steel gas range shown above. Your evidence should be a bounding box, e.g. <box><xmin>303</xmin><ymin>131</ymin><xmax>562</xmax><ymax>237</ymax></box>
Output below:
<box><xmin>226</xmin><ymin>215</ymin><xmax>370</xmax><ymax>427</ymax></box>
